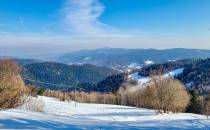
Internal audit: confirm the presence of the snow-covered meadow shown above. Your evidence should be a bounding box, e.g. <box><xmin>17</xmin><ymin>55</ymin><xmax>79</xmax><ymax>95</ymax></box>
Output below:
<box><xmin>0</xmin><ymin>96</ymin><xmax>209</xmax><ymax>130</ymax></box>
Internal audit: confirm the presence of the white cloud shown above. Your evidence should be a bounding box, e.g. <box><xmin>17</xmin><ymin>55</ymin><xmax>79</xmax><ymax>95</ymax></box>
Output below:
<box><xmin>63</xmin><ymin>0</ymin><xmax>118</xmax><ymax>36</ymax></box>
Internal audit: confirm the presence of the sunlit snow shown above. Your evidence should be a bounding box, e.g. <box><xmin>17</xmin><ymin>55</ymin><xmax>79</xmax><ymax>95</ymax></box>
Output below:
<box><xmin>0</xmin><ymin>96</ymin><xmax>209</xmax><ymax>130</ymax></box>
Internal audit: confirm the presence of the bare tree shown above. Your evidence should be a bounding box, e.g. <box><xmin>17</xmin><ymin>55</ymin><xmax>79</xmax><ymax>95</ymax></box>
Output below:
<box><xmin>116</xmin><ymin>85</ymin><xmax>145</xmax><ymax>107</ymax></box>
<box><xmin>204</xmin><ymin>101</ymin><xmax>210</xmax><ymax>119</ymax></box>
<box><xmin>204</xmin><ymin>95</ymin><xmax>210</xmax><ymax>119</ymax></box>
<box><xmin>144</xmin><ymin>76</ymin><xmax>190</xmax><ymax>113</ymax></box>
<box><xmin>0</xmin><ymin>60</ymin><xmax>26</xmax><ymax>109</ymax></box>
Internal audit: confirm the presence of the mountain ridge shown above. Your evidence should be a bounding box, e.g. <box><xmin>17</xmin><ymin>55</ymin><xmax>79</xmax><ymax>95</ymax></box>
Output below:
<box><xmin>58</xmin><ymin>48</ymin><xmax>210</xmax><ymax>69</ymax></box>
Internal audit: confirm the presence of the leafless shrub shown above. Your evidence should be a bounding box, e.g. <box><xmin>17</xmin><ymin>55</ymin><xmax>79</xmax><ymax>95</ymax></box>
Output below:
<box><xmin>22</xmin><ymin>98</ymin><xmax>45</xmax><ymax>112</ymax></box>
<box><xmin>0</xmin><ymin>60</ymin><xmax>27</xmax><ymax>109</ymax></box>
<box><xmin>72</xmin><ymin>92</ymin><xmax>117</xmax><ymax>104</ymax></box>
<box><xmin>116</xmin><ymin>85</ymin><xmax>145</xmax><ymax>107</ymax></box>
<box><xmin>42</xmin><ymin>89</ymin><xmax>71</xmax><ymax>102</ymax></box>
<box><xmin>144</xmin><ymin>76</ymin><xmax>190</xmax><ymax>113</ymax></box>
<box><xmin>25</xmin><ymin>85</ymin><xmax>39</xmax><ymax>97</ymax></box>
<box><xmin>204</xmin><ymin>97</ymin><xmax>210</xmax><ymax>119</ymax></box>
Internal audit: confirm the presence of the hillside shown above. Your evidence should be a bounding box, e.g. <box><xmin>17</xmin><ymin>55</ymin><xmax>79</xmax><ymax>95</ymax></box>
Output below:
<box><xmin>22</xmin><ymin>62</ymin><xmax>118</xmax><ymax>91</ymax></box>
<box><xmin>0</xmin><ymin>96</ymin><xmax>209</xmax><ymax>130</ymax></box>
<box><xmin>58</xmin><ymin>48</ymin><xmax>210</xmax><ymax>69</ymax></box>
<box><xmin>177</xmin><ymin>59</ymin><xmax>210</xmax><ymax>94</ymax></box>
<box><xmin>137</xmin><ymin>58</ymin><xmax>210</xmax><ymax>94</ymax></box>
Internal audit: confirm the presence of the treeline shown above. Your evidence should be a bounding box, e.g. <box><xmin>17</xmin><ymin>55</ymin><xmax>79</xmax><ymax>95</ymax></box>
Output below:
<box><xmin>25</xmin><ymin>73</ymin><xmax>126</xmax><ymax>93</ymax></box>
<box><xmin>77</xmin><ymin>73</ymin><xmax>126</xmax><ymax>92</ymax></box>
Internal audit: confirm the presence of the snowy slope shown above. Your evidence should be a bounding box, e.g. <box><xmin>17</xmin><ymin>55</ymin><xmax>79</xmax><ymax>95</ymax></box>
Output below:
<box><xmin>129</xmin><ymin>68</ymin><xmax>184</xmax><ymax>85</ymax></box>
<box><xmin>0</xmin><ymin>96</ymin><xmax>210</xmax><ymax>130</ymax></box>
<box><xmin>163</xmin><ymin>68</ymin><xmax>184</xmax><ymax>78</ymax></box>
<box><xmin>144</xmin><ymin>60</ymin><xmax>155</xmax><ymax>65</ymax></box>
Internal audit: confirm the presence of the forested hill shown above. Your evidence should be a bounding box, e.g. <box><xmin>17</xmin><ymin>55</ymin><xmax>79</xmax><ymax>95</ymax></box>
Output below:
<box><xmin>21</xmin><ymin>58</ymin><xmax>210</xmax><ymax>94</ymax></box>
<box><xmin>22</xmin><ymin>62</ymin><xmax>118</xmax><ymax>90</ymax></box>
<box><xmin>177</xmin><ymin>58</ymin><xmax>210</xmax><ymax>94</ymax></box>
<box><xmin>139</xmin><ymin>59</ymin><xmax>201</xmax><ymax>76</ymax></box>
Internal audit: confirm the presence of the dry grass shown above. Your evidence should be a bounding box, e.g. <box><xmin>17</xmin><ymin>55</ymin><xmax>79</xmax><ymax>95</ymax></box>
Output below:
<box><xmin>22</xmin><ymin>97</ymin><xmax>45</xmax><ymax>112</ymax></box>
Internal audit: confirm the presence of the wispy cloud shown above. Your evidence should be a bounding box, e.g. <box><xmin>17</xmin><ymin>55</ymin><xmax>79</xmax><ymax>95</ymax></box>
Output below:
<box><xmin>0</xmin><ymin>24</ymin><xmax>8</xmax><ymax>28</ymax></box>
<box><xmin>0</xmin><ymin>31</ymin><xmax>9</xmax><ymax>35</ymax></box>
<box><xmin>63</xmin><ymin>0</ymin><xmax>118</xmax><ymax>36</ymax></box>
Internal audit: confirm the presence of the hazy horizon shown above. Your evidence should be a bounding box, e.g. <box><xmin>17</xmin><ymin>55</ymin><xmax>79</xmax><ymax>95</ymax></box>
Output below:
<box><xmin>1</xmin><ymin>47</ymin><xmax>210</xmax><ymax>59</ymax></box>
<box><xmin>0</xmin><ymin>0</ymin><xmax>210</xmax><ymax>56</ymax></box>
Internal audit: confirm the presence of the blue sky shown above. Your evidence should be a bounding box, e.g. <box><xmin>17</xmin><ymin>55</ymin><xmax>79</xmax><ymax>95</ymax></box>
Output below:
<box><xmin>0</xmin><ymin>0</ymin><xmax>210</xmax><ymax>57</ymax></box>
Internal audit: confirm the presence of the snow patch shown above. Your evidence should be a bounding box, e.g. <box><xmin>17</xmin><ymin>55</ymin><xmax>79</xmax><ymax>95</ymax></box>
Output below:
<box><xmin>84</xmin><ymin>57</ymin><xmax>91</xmax><ymax>60</ymax></box>
<box><xmin>129</xmin><ymin>68</ymin><xmax>184</xmax><ymax>85</ymax></box>
<box><xmin>128</xmin><ymin>63</ymin><xmax>142</xmax><ymax>69</ymax></box>
<box><xmin>163</xmin><ymin>68</ymin><xmax>184</xmax><ymax>78</ymax></box>
<box><xmin>144</xmin><ymin>60</ymin><xmax>154</xmax><ymax>65</ymax></box>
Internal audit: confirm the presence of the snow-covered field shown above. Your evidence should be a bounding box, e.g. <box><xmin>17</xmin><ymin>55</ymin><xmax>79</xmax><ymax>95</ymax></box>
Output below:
<box><xmin>0</xmin><ymin>96</ymin><xmax>210</xmax><ymax>130</ymax></box>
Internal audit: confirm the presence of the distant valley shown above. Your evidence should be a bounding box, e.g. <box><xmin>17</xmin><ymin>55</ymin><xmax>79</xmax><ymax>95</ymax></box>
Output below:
<box><xmin>2</xmin><ymin>48</ymin><xmax>210</xmax><ymax>94</ymax></box>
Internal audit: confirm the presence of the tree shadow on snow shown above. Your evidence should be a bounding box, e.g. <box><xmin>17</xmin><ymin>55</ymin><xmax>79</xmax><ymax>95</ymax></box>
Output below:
<box><xmin>0</xmin><ymin>118</ymin><xmax>82</xmax><ymax>130</ymax></box>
